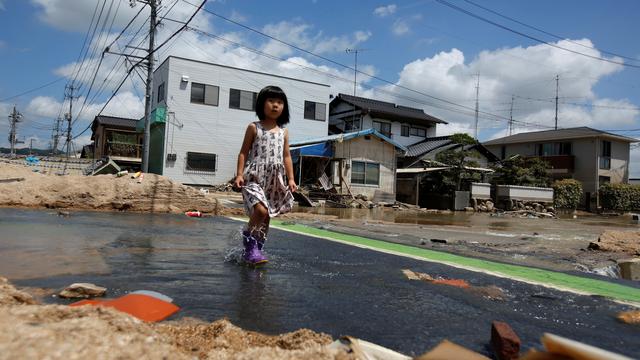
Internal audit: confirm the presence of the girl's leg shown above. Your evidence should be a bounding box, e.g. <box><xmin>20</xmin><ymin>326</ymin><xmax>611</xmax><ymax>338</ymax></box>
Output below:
<box><xmin>247</xmin><ymin>203</ymin><xmax>268</xmax><ymax>235</ymax></box>
<box><xmin>257</xmin><ymin>217</ymin><xmax>270</xmax><ymax>250</ymax></box>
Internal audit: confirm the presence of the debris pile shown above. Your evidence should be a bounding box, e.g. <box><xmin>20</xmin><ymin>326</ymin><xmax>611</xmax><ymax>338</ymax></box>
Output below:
<box><xmin>0</xmin><ymin>162</ymin><xmax>225</xmax><ymax>215</ymax></box>
<box><xmin>588</xmin><ymin>230</ymin><xmax>640</xmax><ymax>255</ymax></box>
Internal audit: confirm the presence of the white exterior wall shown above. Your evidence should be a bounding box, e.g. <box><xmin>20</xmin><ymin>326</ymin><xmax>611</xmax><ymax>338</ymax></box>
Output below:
<box><xmin>153</xmin><ymin>57</ymin><xmax>330</xmax><ymax>185</ymax></box>
<box><xmin>329</xmin><ymin>102</ymin><xmax>436</xmax><ymax>146</ymax></box>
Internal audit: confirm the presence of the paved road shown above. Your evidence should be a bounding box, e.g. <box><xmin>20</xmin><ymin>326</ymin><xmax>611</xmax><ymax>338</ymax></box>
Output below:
<box><xmin>3</xmin><ymin>209</ymin><xmax>639</xmax><ymax>357</ymax></box>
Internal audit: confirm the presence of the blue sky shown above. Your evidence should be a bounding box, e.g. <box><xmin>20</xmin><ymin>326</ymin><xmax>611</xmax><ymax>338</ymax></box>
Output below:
<box><xmin>1</xmin><ymin>0</ymin><xmax>639</xmax><ymax>174</ymax></box>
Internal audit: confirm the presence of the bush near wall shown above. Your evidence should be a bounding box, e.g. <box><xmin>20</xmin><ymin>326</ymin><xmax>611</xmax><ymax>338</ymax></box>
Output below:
<box><xmin>552</xmin><ymin>179</ymin><xmax>582</xmax><ymax>209</ymax></box>
<box><xmin>599</xmin><ymin>183</ymin><xmax>640</xmax><ymax>211</ymax></box>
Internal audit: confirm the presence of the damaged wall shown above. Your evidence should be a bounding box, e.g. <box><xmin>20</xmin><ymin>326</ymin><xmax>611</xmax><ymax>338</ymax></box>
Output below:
<box><xmin>334</xmin><ymin>136</ymin><xmax>397</xmax><ymax>199</ymax></box>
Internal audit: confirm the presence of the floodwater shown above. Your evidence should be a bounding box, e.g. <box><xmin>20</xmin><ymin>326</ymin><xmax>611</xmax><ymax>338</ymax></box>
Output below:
<box><xmin>1</xmin><ymin>208</ymin><xmax>639</xmax><ymax>357</ymax></box>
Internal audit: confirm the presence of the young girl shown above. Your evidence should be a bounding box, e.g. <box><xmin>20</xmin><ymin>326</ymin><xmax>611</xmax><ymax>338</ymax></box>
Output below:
<box><xmin>234</xmin><ymin>85</ymin><xmax>297</xmax><ymax>265</ymax></box>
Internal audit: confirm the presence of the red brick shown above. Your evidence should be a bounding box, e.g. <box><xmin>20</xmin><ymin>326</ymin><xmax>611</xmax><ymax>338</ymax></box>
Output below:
<box><xmin>491</xmin><ymin>321</ymin><xmax>521</xmax><ymax>360</ymax></box>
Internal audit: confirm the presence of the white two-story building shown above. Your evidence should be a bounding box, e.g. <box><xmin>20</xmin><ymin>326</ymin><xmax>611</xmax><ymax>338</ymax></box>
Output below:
<box><xmin>328</xmin><ymin>93</ymin><xmax>446</xmax><ymax>146</ymax></box>
<box><xmin>149</xmin><ymin>56</ymin><xmax>331</xmax><ymax>185</ymax></box>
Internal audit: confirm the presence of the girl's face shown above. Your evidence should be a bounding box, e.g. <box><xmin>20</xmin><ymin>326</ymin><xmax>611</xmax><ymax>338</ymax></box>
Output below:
<box><xmin>263</xmin><ymin>97</ymin><xmax>284</xmax><ymax>121</ymax></box>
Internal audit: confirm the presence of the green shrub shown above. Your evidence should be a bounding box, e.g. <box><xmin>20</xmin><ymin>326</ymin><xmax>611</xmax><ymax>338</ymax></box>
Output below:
<box><xmin>553</xmin><ymin>179</ymin><xmax>582</xmax><ymax>209</ymax></box>
<box><xmin>600</xmin><ymin>183</ymin><xmax>640</xmax><ymax>211</ymax></box>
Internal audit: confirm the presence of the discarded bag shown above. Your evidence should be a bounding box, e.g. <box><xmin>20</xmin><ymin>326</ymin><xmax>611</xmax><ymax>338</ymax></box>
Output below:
<box><xmin>185</xmin><ymin>211</ymin><xmax>202</xmax><ymax>217</ymax></box>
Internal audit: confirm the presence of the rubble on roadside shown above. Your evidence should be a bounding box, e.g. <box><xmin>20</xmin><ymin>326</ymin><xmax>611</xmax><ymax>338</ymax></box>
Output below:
<box><xmin>588</xmin><ymin>230</ymin><xmax>640</xmax><ymax>255</ymax></box>
<box><xmin>58</xmin><ymin>283</ymin><xmax>107</xmax><ymax>299</ymax></box>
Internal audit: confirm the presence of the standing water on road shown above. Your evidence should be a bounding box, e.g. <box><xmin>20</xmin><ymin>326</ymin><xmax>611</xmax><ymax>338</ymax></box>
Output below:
<box><xmin>1</xmin><ymin>208</ymin><xmax>639</xmax><ymax>357</ymax></box>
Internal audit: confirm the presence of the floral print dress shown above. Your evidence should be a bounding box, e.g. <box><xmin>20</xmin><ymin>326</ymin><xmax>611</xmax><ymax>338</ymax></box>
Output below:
<box><xmin>242</xmin><ymin>121</ymin><xmax>294</xmax><ymax>217</ymax></box>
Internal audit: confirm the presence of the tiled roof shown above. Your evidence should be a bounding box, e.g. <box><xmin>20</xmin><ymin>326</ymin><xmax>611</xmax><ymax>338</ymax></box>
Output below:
<box><xmin>92</xmin><ymin>115</ymin><xmax>138</xmax><ymax>131</ymax></box>
<box><xmin>483</xmin><ymin>127</ymin><xmax>638</xmax><ymax>145</ymax></box>
<box><xmin>333</xmin><ymin>93</ymin><xmax>447</xmax><ymax>125</ymax></box>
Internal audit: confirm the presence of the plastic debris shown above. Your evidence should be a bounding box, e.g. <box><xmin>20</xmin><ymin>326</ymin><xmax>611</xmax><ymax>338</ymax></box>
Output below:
<box><xmin>70</xmin><ymin>292</ymin><xmax>179</xmax><ymax>322</ymax></box>
<box><xmin>185</xmin><ymin>211</ymin><xmax>202</xmax><ymax>217</ymax></box>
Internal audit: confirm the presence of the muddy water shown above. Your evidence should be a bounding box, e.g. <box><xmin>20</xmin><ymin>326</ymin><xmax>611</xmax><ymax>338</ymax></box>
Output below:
<box><xmin>2</xmin><ymin>208</ymin><xmax>639</xmax><ymax>357</ymax></box>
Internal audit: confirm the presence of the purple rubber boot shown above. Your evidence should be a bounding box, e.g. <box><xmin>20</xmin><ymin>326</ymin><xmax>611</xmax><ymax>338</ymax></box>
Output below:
<box><xmin>242</xmin><ymin>231</ymin><xmax>268</xmax><ymax>265</ymax></box>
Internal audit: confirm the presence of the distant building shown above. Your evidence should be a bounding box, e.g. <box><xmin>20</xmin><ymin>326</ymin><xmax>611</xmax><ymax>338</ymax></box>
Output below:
<box><xmin>483</xmin><ymin>127</ymin><xmax>638</xmax><ymax>208</ymax></box>
<box><xmin>328</xmin><ymin>93</ymin><xmax>446</xmax><ymax>147</ymax></box>
<box><xmin>90</xmin><ymin>115</ymin><xmax>142</xmax><ymax>169</ymax></box>
<box><xmin>629</xmin><ymin>178</ymin><xmax>640</xmax><ymax>185</ymax></box>
<box><xmin>290</xmin><ymin>129</ymin><xmax>407</xmax><ymax>201</ymax></box>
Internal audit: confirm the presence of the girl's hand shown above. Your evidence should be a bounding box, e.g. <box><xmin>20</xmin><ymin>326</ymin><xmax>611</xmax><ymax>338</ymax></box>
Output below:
<box><xmin>233</xmin><ymin>175</ymin><xmax>244</xmax><ymax>191</ymax></box>
<box><xmin>288</xmin><ymin>179</ymin><xmax>297</xmax><ymax>193</ymax></box>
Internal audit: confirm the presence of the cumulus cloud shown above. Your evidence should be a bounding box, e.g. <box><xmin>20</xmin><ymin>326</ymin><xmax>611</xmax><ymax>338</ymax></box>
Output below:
<box><xmin>261</xmin><ymin>21</ymin><xmax>370</xmax><ymax>58</ymax></box>
<box><xmin>370</xmin><ymin>39</ymin><xmax>636</xmax><ymax>139</ymax></box>
<box><xmin>391</xmin><ymin>15</ymin><xmax>421</xmax><ymax>36</ymax></box>
<box><xmin>373</xmin><ymin>4</ymin><xmax>396</xmax><ymax>17</ymax></box>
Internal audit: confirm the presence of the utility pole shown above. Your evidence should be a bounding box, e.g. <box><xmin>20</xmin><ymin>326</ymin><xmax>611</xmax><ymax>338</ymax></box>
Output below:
<box><xmin>8</xmin><ymin>105</ymin><xmax>23</xmax><ymax>157</ymax></box>
<box><xmin>474</xmin><ymin>73</ymin><xmax>480</xmax><ymax>139</ymax></box>
<box><xmin>345</xmin><ymin>48</ymin><xmax>368</xmax><ymax>97</ymax></box>
<box><xmin>29</xmin><ymin>138</ymin><xmax>34</xmax><ymax>155</ymax></box>
<box><xmin>509</xmin><ymin>95</ymin><xmax>515</xmax><ymax>136</ymax></box>
<box><xmin>51</xmin><ymin>116</ymin><xmax>62</xmax><ymax>155</ymax></box>
<box><xmin>554</xmin><ymin>74</ymin><xmax>559</xmax><ymax>130</ymax></box>
<box><xmin>140</xmin><ymin>0</ymin><xmax>158</xmax><ymax>173</ymax></box>
<box><xmin>64</xmin><ymin>84</ymin><xmax>78</xmax><ymax>159</ymax></box>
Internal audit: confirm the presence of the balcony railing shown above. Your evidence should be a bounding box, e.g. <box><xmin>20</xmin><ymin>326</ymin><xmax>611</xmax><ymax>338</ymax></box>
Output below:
<box><xmin>527</xmin><ymin>155</ymin><xmax>575</xmax><ymax>171</ymax></box>
<box><xmin>106</xmin><ymin>141</ymin><xmax>142</xmax><ymax>159</ymax></box>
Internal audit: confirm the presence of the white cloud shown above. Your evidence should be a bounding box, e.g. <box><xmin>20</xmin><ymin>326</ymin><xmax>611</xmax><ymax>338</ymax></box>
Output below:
<box><xmin>373</xmin><ymin>4</ymin><xmax>396</xmax><ymax>17</ymax></box>
<box><xmin>31</xmin><ymin>0</ymin><xmax>211</xmax><ymax>33</ymax></box>
<box><xmin>229</xmin><ymin>10</ymin><xmax>247</xmax><ymax>23</ymax></box>
<box><xmin>391</xmin><ymin>15</ymin><xmax>421</xmax><ymax>36</ymax></box>
<box><xmin>0</xmin><ymin>0</ymin><xmax>5</xmax><ymax>10</ymax></box>
<box><xmin>368</xmin><ymin>39</ymin><xmax>636</xmax><ymax>142</ymax></box>
<box><xmin>392</xmin><ymin>19</ymin><xmax>410</xmax><ymax>35</ymax></box>
<box><xmin>261</xmin><ymin>21</ymin><xmax>370</xmax><ymax>57</ymax></box>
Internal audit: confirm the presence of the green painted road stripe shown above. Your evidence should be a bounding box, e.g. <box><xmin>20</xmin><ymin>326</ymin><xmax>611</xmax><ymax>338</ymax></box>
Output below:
<box><xmin>231</xmin><ymin>217</ymin><xmax>640</xmax><ymax>305</ymax></box>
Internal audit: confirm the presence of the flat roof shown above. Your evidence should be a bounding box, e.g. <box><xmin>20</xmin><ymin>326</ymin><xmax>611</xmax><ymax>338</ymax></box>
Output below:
<box><xmin>156</xmin><ymin>56</ymin><xmax>330</xmax><ymax>88</ymax></box>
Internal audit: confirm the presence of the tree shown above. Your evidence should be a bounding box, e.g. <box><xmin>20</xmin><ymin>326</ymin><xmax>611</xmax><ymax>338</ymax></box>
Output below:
<box><xmin>432</xmin><ymin>133</ymin><xmax>482</xmax><ymax>192</ymax></box>
<box><xmin>491</xmin><ymin>155</ymin><xmax>550</xmax><ymax>187</ymax></box>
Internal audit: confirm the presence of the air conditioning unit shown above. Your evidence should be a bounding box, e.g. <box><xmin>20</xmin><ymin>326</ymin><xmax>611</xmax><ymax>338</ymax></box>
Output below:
<box><xmin>166</xmin><ymin>153</ymin><xmax>177</xmax><ymax>162</ymax></box>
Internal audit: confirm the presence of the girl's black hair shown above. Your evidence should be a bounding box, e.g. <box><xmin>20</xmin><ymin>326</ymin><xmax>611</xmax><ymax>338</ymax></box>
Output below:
<box><xmin>255</xmin><ymin>85</ymin><xmax>290</xmax><ymax>126</ymax></box>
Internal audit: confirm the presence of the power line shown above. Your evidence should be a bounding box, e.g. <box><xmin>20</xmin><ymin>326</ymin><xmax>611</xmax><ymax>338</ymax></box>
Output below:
<box><xmin>0</xmin><ymin>77</ymin><xmax>66</xmax><ymax>102</ymax></box>
<box><xmin>435</xmin><ymin>0</ymin><xmax>640</xmax><ymax>69</ymax></box>
<box><xmin>179</xmin><ymin>3</ymin><xmax>555</xmax><ymax>131</ymax></box>
<box><xmin>186</xmin><ymin>25</ymin><xmax>553</xmax><ymax>131</ymax></box>
<box><xmin>461</xmin><ymin>0</ymin><xmax>640</xmax><ymax>64</ymax></box>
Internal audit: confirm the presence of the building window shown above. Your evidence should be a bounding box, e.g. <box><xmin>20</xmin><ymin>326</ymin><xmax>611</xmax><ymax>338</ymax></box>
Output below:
<box><xmin>401</xmin><ymin>125</ymin><xmax>410</xmax><ymax>137</ymax></box>
<box><xmin>190</xmin><ymin>83</ymin><xmax>219</xmax><ymax>106</ymax></box>
<box><xmin>535</xmin><ymin>142</ymin><xmax>572</xmax><ymax>156</ymax></box>
<box><xmin>600</xmin><ymin>140</ymin><xmax>611</xmax><ymax>169</ymax></box>
<box><xmin>304</xmin><ymin>101</ymin><xmax>327</xmax><ymax>121</ymax></box>
<box><xmin>229</xmin><ymin>88</ymin><xmax>257</xmax><ymax>111</ymax></box>
<box><xmin>410</xmin><ymin>127</ymin><xmax>426</xmax><ymax>137</ymax></box>
<box><xmin>351</xmin><ymin>161</ymin><xmax>380</xmax><ymax>186</ymax></box>
<box><xmin>157</xmin><ymin>82</ymin><xmax>165</xmax><ymax>103</ymax></box>
<box><xmin>186</xmin><ymin>152</ymin><xmax>217</xmax><ymax>172</ymax></box>
<box><xmin>343</xmin><ymin>117</ymin><xmax>361</xmax><ymax>132</ymax></box>
<box><xmin>500</xmin><ymin>145</ymin><xmax>506</xmax><ymax>160</ymax></box>
<box><xmin>599</xmin><ymin>175</ymin><xmax>610</xmax><ymax>184</ymax></box>
<box><xmin>373</xmin><ymin>121</ymin><xmax>392</xmax><ymax>137</ymax></box>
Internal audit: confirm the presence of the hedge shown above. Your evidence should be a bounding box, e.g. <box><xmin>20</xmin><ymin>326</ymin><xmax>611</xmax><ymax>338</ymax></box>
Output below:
<box><xmin>552</xmin><ymin>179</ymin><xmax>582</xmax><ymax>209</ymax></box>
<box><xmin>599</xmin><ymin>183</ymin><xmax>640</xmax><ymax>211</ymax></box>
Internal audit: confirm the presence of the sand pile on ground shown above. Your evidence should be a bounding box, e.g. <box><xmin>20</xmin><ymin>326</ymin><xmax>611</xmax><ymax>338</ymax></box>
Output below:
<box><xmin>0</xmin><ymin>277</ymin><xmax>351</xmax><ymax>360</ymax></box>
<box><xmin>588</xmin><ymin>230</ymin><xmax>640</xmax><ymax>255</ymax></box>
<box><xmin>0</xmin><ymin>162</ymin><xmax>245</xmax><ymax>215</ymax></box>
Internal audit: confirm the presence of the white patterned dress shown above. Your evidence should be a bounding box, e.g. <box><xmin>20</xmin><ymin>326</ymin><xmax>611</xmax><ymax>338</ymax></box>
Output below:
<box><xmin>242</xmin><ymin>121</ymin><xmax>294</xmax><ymax>217</ymax></box>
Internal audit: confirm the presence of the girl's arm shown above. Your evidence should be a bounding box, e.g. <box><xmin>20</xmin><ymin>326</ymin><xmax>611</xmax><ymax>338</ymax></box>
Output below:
<box><xmin>283</xmin><ymin>128</ymin><xmax>297</xmax><ymax>193</ymax></box>
<box><xmin>234</xmin><ymin>123</ymin><xmax>256</xmax><ymax>189</ymax></box>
